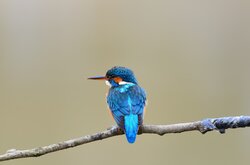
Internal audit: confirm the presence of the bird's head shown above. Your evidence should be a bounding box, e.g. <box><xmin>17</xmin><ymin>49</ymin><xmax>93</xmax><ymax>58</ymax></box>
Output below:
<box><xmin>88</xmin><ymin>66</ymin><xmax>138</xmax><ymax>87</ymax></box>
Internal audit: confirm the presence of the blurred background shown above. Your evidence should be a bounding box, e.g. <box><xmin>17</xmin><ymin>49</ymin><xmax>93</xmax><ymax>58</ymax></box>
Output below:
<box><xmin>0</xmin><ymin>0</ymin><xmax>250</xmax><ymax>165</ymax></box>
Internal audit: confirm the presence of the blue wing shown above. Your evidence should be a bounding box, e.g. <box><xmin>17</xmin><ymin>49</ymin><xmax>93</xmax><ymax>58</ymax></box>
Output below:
<box><xmin>107</xmin><ymin>84</ymin><xmax>146</xmax><ymax>129</ymax></box>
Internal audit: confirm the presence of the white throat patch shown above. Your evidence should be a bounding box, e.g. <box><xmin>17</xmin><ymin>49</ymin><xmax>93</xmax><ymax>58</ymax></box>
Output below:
<box><xmin>105</xmin><ymin>81</ymin><xmax>111</xmax><ymax>87</ymax></box>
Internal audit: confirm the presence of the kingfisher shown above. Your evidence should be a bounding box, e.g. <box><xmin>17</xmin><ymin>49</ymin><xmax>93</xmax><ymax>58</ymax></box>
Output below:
<box><xmin>88</xmin><ymin>66</ymin><xmax>147</xmax><ymax>143</ymax></box>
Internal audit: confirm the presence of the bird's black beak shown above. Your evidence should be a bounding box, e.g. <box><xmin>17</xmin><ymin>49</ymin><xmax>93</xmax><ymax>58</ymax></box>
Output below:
<box><xmin>88</xmin><ymin>76</ymin><xmax>107</xmax><ymax>80</ymax></box>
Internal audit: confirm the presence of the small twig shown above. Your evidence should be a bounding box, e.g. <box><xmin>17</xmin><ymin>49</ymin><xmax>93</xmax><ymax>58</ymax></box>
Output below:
<box><xmin>0</xmin><ymin>115</ymin><xmax>249</xmax><ymax>162</ymax></box>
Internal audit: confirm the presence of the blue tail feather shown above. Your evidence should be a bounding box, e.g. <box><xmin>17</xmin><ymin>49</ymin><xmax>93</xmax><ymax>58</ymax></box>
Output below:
<box><xmin>124</xmin><ymin>114</ymin><xmax>138</xmax><ymax>144</ymax></box>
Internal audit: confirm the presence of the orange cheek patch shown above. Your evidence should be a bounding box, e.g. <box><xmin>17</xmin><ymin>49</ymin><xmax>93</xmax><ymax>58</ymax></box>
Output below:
<box><xmin>113</xmin><ymin>77</ymin><xmax>122</xmax><ymax>83</ymax></box>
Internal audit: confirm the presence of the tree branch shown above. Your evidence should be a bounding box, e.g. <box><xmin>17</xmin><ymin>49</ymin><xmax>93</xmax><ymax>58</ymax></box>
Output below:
<box><xmin>1</xmin><ymin>116</ymin><xmax>250</xmax><ymax>162</ymax></box>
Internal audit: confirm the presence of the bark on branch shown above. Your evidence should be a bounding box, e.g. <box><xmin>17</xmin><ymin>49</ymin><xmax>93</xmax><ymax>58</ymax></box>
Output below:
<box><xmin>0</xmin><ymin>116</ymin><xmax>249</xmax><ymax>162</ymax></box>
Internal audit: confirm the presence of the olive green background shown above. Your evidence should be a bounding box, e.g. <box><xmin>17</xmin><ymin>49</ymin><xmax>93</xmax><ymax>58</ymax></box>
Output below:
<box><xmin>0</xmin><ymin>0</ymin><xmax>250</xmax><ymax>165</ymax></box>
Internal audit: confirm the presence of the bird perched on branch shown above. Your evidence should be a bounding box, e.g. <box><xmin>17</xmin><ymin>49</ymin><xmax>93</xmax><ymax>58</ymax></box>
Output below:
<box><xmin>88</xmin><ymin>66</ymin><xmax>147</xmax><ymax>143</ymax></box>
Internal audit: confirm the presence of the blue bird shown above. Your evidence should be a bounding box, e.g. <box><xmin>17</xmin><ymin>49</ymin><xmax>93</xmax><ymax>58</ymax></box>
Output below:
<box><xmin>88</xmin><ymin>66</ymin><xmax>147</xmax><ymax>143</ymax></box>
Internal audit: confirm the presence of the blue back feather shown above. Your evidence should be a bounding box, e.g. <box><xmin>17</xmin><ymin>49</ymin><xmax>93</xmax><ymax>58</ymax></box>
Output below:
<box><xmin>107</xmin><ymin>84</ymin><xmax>146</xmax><ymax>143</ymax></box>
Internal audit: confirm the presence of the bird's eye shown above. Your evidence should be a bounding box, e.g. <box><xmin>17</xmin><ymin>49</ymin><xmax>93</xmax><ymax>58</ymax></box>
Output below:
<box><xmin>107</xmin><ymin>75</ymin><xmax>114</xmax><ymax>79</ymax></box>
